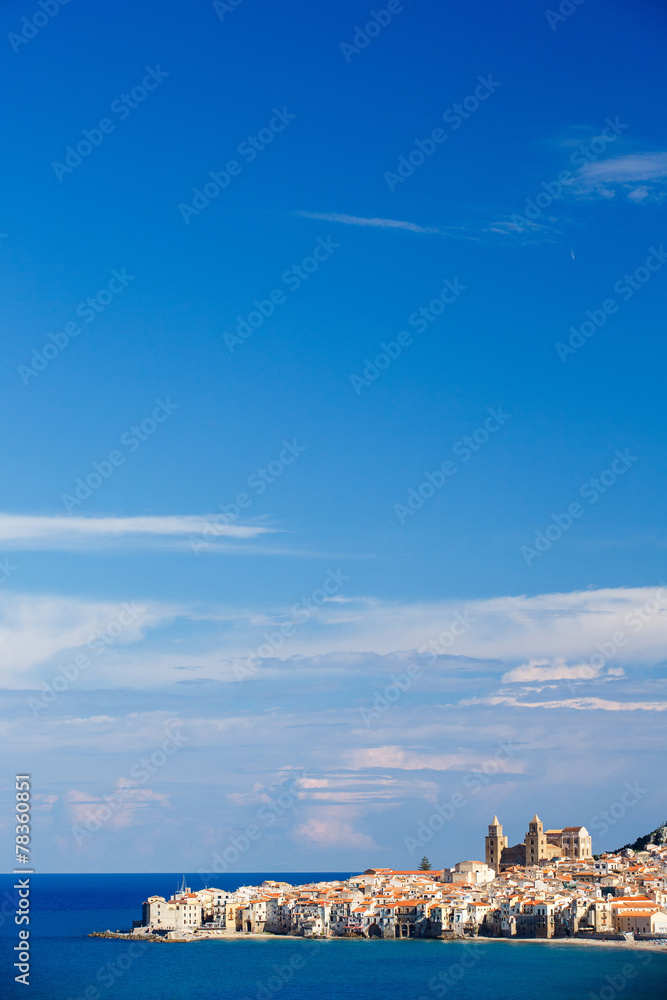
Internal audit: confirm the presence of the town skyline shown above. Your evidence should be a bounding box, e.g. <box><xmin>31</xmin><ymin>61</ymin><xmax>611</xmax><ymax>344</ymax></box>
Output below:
<box><xmin>127</xmin><ymin>824</ymin><xmax>667</xmax><ymax>941</ymax></box>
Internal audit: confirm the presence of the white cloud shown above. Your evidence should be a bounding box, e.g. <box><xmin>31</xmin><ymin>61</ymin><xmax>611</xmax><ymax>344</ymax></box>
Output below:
<box><xmin>580</xmin><ymin>152</ymin><xmax>667</xmax><ymax>183</ymax></box>
<box><xmin>66</xmin><ymin>781</ymin><xmax>170</xmax><ymax>831</ymax></box>
<box><xmin>0</xmin><ymin>591</ymin><xmax>172</xmax><ymax>681</ymax></box>
<box><xmin>501</xmin><ymin>659</ymin><xmax>603</xmax><ymax>683</ymax></box>
<box><xmin>291</xmin><ymin>815</ymin><xmax>376</xmax><ymax>850</ymax></box>
<box><xmin>345</xmin><ymin>746</ymin><xmax>524</xmax><ymax>773</ymax></box>
<box><xmin>289</xmin><ymin>585</ymin><xmax>667</xmax><ymax>667</ymax></box>
<box><xmin>297</xmin><ymin>209</ymin><xmax>566</xmax><ymax>246</ymax></box>
<box><xmin>481</xmin><ymin>217</ymin><xmax>562</xmax><ymax>244</ymax></box>
<box><xmin>0</xmin><ymin>513</ymin><xmax>272</xmax><ymax>551</ymax></box>
<box><xmin>574</xmin><ymin>152</ymin><xmax>667</xmax><ymax>202</ymax></box>
<box><xmin>33</xmin><ymin>793</ymin><xmax>59</xmax><ymax>812</ymax></box>
<box><xmin>226</xmin><ymin>783</ymin><xmax>273</xmax><ymax>807</ymax></box>
<box><xmin>4</xmin><ymin>582</ymin><xmax>667</xmax><ymax>692</ymax></box>
<box><xmin>295</xmin><ymin>211</ymin><xmax>441</xmax><ymax>234</ymax></box>
<box><xmin>468</xmin><ymin>694</ymin><xmax>667</xmax><ymax>712</ymax></box>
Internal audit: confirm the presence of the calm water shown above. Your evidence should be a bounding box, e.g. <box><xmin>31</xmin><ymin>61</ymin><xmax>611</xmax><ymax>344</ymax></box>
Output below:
<box><xmin>1</xmin><ymin>874</ymin><xmax>666</xmax><ymax>1000</ymax></box>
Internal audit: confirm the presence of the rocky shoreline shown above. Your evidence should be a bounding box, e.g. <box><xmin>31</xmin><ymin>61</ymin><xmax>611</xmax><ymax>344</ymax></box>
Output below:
<box><xmin>88</xmin><ymin>930</ymin><xmax>667</xmax><ymax>950</ymax></box>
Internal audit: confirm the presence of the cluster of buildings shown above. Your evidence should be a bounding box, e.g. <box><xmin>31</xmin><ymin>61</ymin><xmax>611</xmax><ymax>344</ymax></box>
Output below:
<box><xmin>136</xmin><ymin>817</ymin><xmax>667</xmax><ymax>941</ymax></box>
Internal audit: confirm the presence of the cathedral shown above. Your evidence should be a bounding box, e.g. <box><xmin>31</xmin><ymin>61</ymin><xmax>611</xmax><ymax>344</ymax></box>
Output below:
<box><xmin>485</xmin><ymin>814</ymin><xmax>592</xmax><ymax>870</ymax></box>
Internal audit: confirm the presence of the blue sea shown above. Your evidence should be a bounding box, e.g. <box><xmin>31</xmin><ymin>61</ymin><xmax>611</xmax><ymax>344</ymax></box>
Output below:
<box><xmin>1</xmin><ymin>873</ymin><xmax>666</xmax><ymax>1000</ymax></box>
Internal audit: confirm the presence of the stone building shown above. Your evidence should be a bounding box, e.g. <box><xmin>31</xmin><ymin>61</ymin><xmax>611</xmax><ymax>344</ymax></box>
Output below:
<box><xmin>487</xmin><ymin>814</ymin><xmax>592</xmax><ymax>870</ymax></box>
<box><xmin>525</xmin><ymin>814</ymin><xmax>549</xmax><ymax>866</ymax></box>
<box><xmin>442</xmin><ymin>860</ymin><xmax>495</xmax><ymax>884</ymax></box>
<box><xmin>485</xmin><ymin>816</ymin><xmax>508</xmax><ymax>870</ymax></box>
<box><xmin>546</xmin><ymin>826</ymin><xmax>593</xmax><ymax>860</ymax></box>
<box><xmin>141</xmin><ymin>893</ymin><xmax>202</xmax><ymax>932</ymax></box>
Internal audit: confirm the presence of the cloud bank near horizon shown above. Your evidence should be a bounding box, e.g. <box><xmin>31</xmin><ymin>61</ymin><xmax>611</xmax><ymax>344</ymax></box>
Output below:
<box><xmin>2</xmin><ymin>581</ymin><xmax>665</xmax><ymax>873</ymax></box>
<box><xmin>1</xmin><ymin>582</ymin><xmax>666</xmax><ymax>696</ymax></box>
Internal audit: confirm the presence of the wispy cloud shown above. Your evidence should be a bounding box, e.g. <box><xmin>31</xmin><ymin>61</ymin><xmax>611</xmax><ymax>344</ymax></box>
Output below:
<box><xmin>501</xmin><ymin>659</ymin><xmax>605</xmax><ymax>683</ymax></box>
<box><xmin>0</xmin><ymin>591</ymin><xmax>173</xmax><ymax>678</ymax></box>
<box><xmin>479</xmin><ymin>216</ymin><xmax>563</xmax><ymax>244</ymax></box>
<box><xmin>297</xmin><ymin>207</ymin><xmax>566</xmax><ymax>246</ymax></box>
<box><xmin>345</xmin><ymin>746</ymin><xmax>524</xmax><ymax>773</ymax></box>
<box><xmin>291</xmin><ymin>813</ymin><xmax>376</xmax><ymax>850</ymax></box>
<box><xmin>66</xmin><ymin>782</ymin><xmax>170</xmax><ymax>831</ymax></box>
<box><xmin>300</xmin><ymin>148</ymin><xmax>667</xmax><ymax>251</ymax></box>
<box><xmin>295</xmin><ymin>211</ymin><xmax>441</xmax><ymax>234</ymax></box>
<box><xmin>223</xmin><ymin>584</ymin><xmax>667</xmax><ymax>669</ymax></box>
<box><xmin>0</xmin><ymin>513</ymin><xmax>273</xmax><ymax>551</ymax></box>
<box><xmin>581</xmin><ymin>152</ymin><xmax>667</xmax><ymax>182</ymax></box>
<box><xmin>468</xmin><ymin>694</ymin><xmax>667</xmax><ymax>713</ymax></box>
<box><xmin>574</xmin><ymin>152</ymin><xmax>667</xmax><ymax>203</ymax></box>
<box><xmin>5</xmin><ymin>583</ymin><xmax>667</xmax><ymax>691</ymax></box>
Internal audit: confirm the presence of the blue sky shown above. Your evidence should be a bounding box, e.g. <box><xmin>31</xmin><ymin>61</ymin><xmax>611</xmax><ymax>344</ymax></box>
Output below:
<box><xmin>1</xmin><ymin>0</ymin><xmax>666</xmax><ymax>873</ymax></box>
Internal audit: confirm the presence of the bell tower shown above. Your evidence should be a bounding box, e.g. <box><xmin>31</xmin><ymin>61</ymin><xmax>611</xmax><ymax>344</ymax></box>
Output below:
<box><xmin>485</xmin><ymin>815</ymin><xmax>508</xmax><ymax>870</ymax></box>
<box><xmin>524</xmin><ymin>814</ymin><xmax>547</xmax><ymax>865</ymax></box>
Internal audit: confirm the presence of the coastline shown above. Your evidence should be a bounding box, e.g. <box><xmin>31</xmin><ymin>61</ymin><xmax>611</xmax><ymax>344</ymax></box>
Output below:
<box><xmin>89</xmin><ymin>931</ymin><xmax>667</xmax><ymax>951</ymax></box>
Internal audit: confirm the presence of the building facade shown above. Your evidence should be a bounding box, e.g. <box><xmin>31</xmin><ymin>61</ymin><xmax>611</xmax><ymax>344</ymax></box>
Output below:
<box><xmin>525</xmin><ymin>815</ymin><xmax>549</xmax><ymax>866</ymax></box>
<box><xmin>487</xmin><ymin>815</ymin><xmax>593</xmax><ymax>869</ymax></box>
<box><xmin>485</xmin><ymin>816</ymin><xmax>508</xmax><ymax>870</ymax></box>
<box><xmin>546</xmin><ymin>826</ymin><xmax>593</xmax><ymax>860</ymax></box>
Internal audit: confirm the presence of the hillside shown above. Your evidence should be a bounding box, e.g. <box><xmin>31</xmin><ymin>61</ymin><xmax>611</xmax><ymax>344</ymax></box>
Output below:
<box><xmin>614</xmin><ymin>821</ymin><xmax>667</xmax><ymax>853</ymax></box>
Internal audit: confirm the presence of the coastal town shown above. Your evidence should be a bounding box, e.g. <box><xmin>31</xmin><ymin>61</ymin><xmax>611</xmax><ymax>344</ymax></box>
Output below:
<box><xmin>124</xmin><ymin>816</ymin><xmax>667</xmax><ymax>943</ymax></box>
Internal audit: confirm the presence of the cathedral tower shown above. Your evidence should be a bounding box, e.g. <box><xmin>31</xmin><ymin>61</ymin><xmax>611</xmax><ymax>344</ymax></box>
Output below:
<box><xmin>524</xmin><ymin>814</ymin><xmax>548</xmax><ymax>865</ymax></box>
<box><xmin>485</xmin><ymin>815</ymin><xmax>508</xmax><ymax>870</ymax></box>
